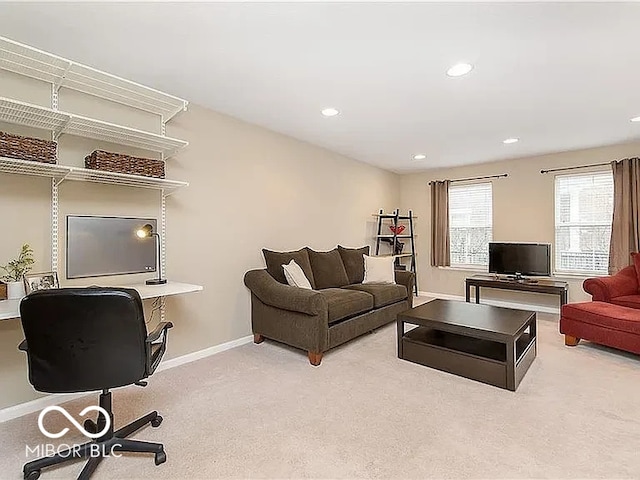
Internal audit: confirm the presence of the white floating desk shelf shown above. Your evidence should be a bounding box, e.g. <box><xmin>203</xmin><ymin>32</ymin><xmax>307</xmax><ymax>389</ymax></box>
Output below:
<box><xmin>0</xmin><ymin>96</ymin><xmax>188</xmax><ymax>157</ymax></box>
<box><xmin>0</xmin><ymin>282</ymin><xmax>203</xmax><ymax>321</ymax></box>
<box><xmin>0</xmin><ymin>157</ymin><xmax>188</xmax><ymax>193</ymax></box>
<box><xmin>0</xmin><ymin>36</ymin><xmax>188</xmax><ymax>121</ymax></box>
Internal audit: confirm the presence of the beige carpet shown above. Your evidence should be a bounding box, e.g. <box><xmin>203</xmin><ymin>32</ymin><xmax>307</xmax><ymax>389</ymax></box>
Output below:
<box><xmin>1</xmin><ymin>300</ymin><xmax>639</xmax><ymax>479</ymax></box>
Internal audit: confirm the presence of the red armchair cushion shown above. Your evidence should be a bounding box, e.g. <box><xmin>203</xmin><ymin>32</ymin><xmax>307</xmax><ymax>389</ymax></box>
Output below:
<box><xmin>611</xmin><ymin>295</ymin><xmax>640</xmax><ymax>310</ymax></box>
<box><xmin>561</xmin><ymin>301</ymin><xmax>640</xmax><ymax>335</ymax></box>
<box><xmin>583</xmin><ymin>265</ymin><xmax>639</xmax><ymax>302</ymax></box>
<box><xmin>632</xmin><ymin>252</ymin><xmax>640</xmax><ymax>286</ymax></box>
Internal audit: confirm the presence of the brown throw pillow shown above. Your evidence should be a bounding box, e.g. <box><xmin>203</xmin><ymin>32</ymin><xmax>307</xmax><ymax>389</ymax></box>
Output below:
<box><xmin>307</xmin><ymin>248</ymin><xmax>350</xmax><ymax>289</ymax></box>
<box><xmin>262</xmin><ymin>248</ymin><xmax>316</xmax><ymax>288</ymax></box>
<box><xmin>338</xmin><ymin>245</ymin><xmax>370</xmax><ymax>284</ymax></box>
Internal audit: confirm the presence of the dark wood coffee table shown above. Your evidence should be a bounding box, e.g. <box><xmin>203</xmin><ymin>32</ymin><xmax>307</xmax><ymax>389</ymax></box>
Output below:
<box><xmin>397</xmin><ymin>299</ymin><xmax>536</xmax><ymax>391</ymax></box>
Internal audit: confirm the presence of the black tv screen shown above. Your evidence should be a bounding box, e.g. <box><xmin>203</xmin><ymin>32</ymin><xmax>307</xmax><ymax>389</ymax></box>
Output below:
<box><xmin>489</xmin><ymin>243</ymin><xmax>551</xmax><ymax>277</ymax></box>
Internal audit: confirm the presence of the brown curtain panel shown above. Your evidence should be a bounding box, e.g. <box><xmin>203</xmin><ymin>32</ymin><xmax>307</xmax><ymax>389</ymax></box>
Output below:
<box><xmin>430</xmin><ymin>180</ymin><xmax>451</xmax><ymax>267</ymax></box>
<box><xmin>609</xmin><ymin>158</ymin><xmax>640</xmax><ymax>273</ymax></box>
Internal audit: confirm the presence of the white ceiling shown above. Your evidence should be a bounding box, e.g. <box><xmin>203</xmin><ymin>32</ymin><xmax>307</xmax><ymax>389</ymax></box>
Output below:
<box><xmin>0</xmin><ymin>2</ymin><xmax>639</xmax><ymax>173</ymax></box>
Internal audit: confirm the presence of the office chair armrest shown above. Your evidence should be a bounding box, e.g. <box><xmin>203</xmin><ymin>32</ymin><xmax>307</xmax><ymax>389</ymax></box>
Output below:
<box><xmin>146</xmin><ymin>322</ymin><xmax>174</xmax><ymax>344</ymax></box>
<box><xmin>18</xmin><ymin>340</ymin><xmax>28</xmax><ymax>351</ymax></box>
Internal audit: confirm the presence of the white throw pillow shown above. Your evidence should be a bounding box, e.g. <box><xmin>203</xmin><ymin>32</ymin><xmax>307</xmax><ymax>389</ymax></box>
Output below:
<box><xmin>282</xmin><ymin>259</ymin><xmax>313</xmax><ymax>289</ymax></box>
<box><xmin>362</xmin><ymin>255</ymin><xmax>396</xmax><ymax>284</ymax></box>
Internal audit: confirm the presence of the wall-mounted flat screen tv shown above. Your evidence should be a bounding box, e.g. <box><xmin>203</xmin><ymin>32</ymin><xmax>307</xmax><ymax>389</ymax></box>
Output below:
<box><xmin>488</xmin><ymin>242</ymin><xmax>551</xmax><ymax>277</ymax></box>
<box><xmin>67</xmin><ymin>215</ymin><xmax>157</xmax><ymax>279</ymax></box>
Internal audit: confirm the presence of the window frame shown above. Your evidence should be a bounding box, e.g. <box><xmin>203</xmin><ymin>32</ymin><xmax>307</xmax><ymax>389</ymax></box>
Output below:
<box><xmin>553</xmin><ymin>169</ymin><xmax>614</xmax><ymax>276</ymax></box>
<box><xmin>448</xmin><ymin>181</ymin><xmax>493</xmax><ymax>269</ymax></box>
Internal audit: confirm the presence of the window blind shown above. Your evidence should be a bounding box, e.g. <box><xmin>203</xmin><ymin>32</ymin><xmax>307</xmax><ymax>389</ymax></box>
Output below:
<box><xmin>449</xmin><ymin>182</ymin><xmax>493</xmax><ymax>267</ymax></box>
<box><xmin>554</xmin><ymin>171</ymin><xmax>614</xmax><ymax>274</ymax></box>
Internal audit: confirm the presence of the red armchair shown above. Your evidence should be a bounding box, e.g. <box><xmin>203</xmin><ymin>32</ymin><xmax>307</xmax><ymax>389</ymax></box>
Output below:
<box><xmin>560</xmin><ymin>263</ymin><xmax>640</xmax><ymax>356</ymax></box>
<box><xmin>582</xmin><ymin>265</ymin><xmax>640</xmax><ymax>309</ymax></box>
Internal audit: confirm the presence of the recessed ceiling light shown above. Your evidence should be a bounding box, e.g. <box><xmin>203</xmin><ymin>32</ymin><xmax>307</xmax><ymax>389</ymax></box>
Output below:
<box><xmin>631</xmin><ymin>116</ymin><xmax>640</xmax><ymax>122</ymax></box>
<box><xmin>503</xmin><ymin>138</ymin><xmax>519</xmax><ymax>144</ymax></box>
<box><xmin>446</xmin><ymin>63</ymin><xmax>473</xmax><ymax>77</ymax></box>
<box><xmin>321</xmin><ymin>108</ymin><xmax>339</xmax><ymax>117</ymax></box>
<box><xmin>413</xmin><ymin>154</ymin><xmax>427</xmax><ymax>160</ymax></box>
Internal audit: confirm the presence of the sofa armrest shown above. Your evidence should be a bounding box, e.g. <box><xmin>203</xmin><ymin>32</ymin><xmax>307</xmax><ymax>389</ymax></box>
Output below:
<box><xmin>583</xmin><ymin>265</ymin><xmax>639</xmax><ymax>302</ymax></box>
<box><xmin>244</xmin><ymin>269</ymin><xmax>326</xmax><ymax>315</ymax></box>
<box><xmin>395</xmin><ymin>269</ymin><xmax>415</xmax><ymax>307</ymax></box>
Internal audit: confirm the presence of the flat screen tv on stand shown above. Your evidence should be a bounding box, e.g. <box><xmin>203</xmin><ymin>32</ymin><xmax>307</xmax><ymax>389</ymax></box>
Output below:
<box><xmin>488</xmin><ymin>242</ymin><xmax>551</xmax><ymax>282</ymax></box>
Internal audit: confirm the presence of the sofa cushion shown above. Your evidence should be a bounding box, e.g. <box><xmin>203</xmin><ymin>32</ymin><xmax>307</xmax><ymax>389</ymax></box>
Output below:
<box><xmin>262</xmin><ymin>248</ymin><xmax>315</xmax><ymax>289</ymax></box>
<box><xmin>338</xmin><ymin>245</ymin><xmax>370</xmax><ymax>284</ymax></box>
<box><xmin>611</xmin><ymin>295</ymin><xmax>640</xmax><ymax>310</ymax></box>
<box><xmin>282</xmin><ymin>260</ymin><xmax>313</xmax><ymax>290</ymax></box>
<box><xmin>363</xmin><ymin>255</ymin><xmax>396</xmax><ymax>284</ymax></box>
<box><xmin>343</xmin><ymin>283</ymin><xmax>407</xmax><ymax>308</ymax></box>
<box><xmin>308</xmin><ymin>248</ymin><xmax>350</xmax><ymax>289</ymax></box>
<box><xmin>561</xmin><ymin>301</ymin><xmax>640</xmax><ymax>335</ymax></box>
<box><xmin>317</xmin><ymin>288</ymin><xmax>374</xmax><ymax>324</ymax></box>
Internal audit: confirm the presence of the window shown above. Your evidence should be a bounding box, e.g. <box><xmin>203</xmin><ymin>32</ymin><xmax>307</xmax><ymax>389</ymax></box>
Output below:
<box><xmin>554</xmin><ymin>171</ymin><xmax>614</xmax><ymax>274</ymax></box>
<box><xmin>449</xmin><ymin>182</ymin><xmax>493</xmax><ymax>267</ymax></box>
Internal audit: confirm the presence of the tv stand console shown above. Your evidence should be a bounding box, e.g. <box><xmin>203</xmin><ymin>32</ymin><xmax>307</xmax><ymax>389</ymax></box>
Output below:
<box><xmin>465</xmin><ymin>274</ymin><xmax>568</xmax><ymax>308</ymax></box>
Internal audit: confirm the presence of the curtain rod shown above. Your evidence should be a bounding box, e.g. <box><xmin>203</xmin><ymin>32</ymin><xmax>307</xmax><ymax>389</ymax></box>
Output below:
<box><xmin>428</xmin><ymin>173</ymin><xmax>508</xmax><ymax>185</ymax></box>
<box><xmin>540</xmin><ymin>162</ymin><xmax>611</xmax><ymax>174</ymax></box>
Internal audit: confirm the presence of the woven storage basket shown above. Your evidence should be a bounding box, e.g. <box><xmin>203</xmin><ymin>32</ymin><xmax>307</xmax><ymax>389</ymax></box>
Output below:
<box><xmin>84</xmin><ymin>150</ymin><xmax>165</xmax><ymax>178</ymax></box>
<box><xmin>0</xmin><ymin>131</ymin><xmax>57</xmax><ymax>164</ymax></box>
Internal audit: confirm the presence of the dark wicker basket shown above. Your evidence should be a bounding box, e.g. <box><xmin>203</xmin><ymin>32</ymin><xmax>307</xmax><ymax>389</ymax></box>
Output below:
<box><xmin>0</xmin><ymin>131</ymin><xmax>57</xmax><ymax>164</ymax></box>
<box><xmin>84</xmin><ymin>150</ymin><xmax>165</xmax><ymax>179</ymax></box>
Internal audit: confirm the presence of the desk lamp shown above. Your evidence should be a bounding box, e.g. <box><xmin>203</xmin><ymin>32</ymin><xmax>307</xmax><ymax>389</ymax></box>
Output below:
<box><xmin>136</xmin><ymin>224</ymin><xmax>167</xmax><ymax>285</ymax></box>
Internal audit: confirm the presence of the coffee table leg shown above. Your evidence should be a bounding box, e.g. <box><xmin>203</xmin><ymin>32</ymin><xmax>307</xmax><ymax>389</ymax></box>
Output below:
<box><xmin>506</xmin><ymin>339</ymin><xmax>516</xmax><ymax>391</ymax></box>
<box><xmin>530</xmin><ymin>314</ymin><xmax>537</xmax><ymax>343</ymax></box>
<box><xmin>397</xmin><ymin>318</ymin><xmax>404</xmax><ymax>359</ymax></box>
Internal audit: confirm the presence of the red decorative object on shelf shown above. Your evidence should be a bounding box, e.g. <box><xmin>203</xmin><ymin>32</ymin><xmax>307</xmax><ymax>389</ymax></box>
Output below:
<box><xmin>389</xmin><ymin>225</ymin><xmax>405</xmax><ymax>235</ymax></box>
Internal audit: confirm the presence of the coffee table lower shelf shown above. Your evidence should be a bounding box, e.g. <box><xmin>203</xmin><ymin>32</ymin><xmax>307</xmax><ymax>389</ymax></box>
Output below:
<box><xmin>401</xmin><ymin>327</ymin><xmax>536</xmax><ymax>391</ymax></box>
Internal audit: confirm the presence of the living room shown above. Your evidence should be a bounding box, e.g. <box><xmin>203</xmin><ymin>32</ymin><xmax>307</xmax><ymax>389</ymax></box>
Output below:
<box><xmin>0</xmin><ymin>2</ymin><xmax>639</xmax><ymax>479</ymax></box>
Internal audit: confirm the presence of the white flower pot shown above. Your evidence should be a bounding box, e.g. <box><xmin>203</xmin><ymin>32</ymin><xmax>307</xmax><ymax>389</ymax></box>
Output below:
<box><xmin>7</xmin><ymin>281</ymin><xmax>25</xmax><ymax>300</ymax></box>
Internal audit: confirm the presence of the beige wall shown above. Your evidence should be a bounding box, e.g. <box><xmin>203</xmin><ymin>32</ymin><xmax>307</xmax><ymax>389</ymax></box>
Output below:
<box><xmin>399</xmin><ymin>143</ymin><xmax>640</xmax><ymax>309</ymax></box>
<box><xmin>0</xmin><ymin>70</ymin><xmax>399</xmax><ymax>410</ymax></box>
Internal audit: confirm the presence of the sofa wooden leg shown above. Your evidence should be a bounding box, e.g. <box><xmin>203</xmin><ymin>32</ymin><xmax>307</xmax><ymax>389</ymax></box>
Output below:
<box><xmin>565</xmin><ymin>335</ymin><xmax>580</xmax><ymax>346</ymax></box>
<box><xmin>254</xmin><ymin>334</ymin><xmax>264</xmax><ymax>344</ymax></box>
<box><xmin>308</xmin><ymin>351</ymin><xmax>323</xmax><ymax>366</ymax></box>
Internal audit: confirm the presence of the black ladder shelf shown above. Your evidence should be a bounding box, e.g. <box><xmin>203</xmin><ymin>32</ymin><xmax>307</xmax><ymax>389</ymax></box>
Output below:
<box><xmin>373</xmin><ymin>209</ymin><xmax>418</xmax><ymax>294</ymax></box>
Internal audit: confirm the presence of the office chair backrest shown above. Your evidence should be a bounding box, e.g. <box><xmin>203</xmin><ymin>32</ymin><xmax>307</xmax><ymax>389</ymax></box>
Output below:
<box><xmin>19</xmin><ymin>288</ymin><xmax>148</xmax><ymax>393</ymax></box>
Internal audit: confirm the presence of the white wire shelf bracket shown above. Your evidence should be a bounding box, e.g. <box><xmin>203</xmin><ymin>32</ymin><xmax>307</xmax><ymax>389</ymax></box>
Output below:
<box><xmin>0</xmin><ymin>36</ymin><xmax>188</xmax><ymax>121</ymax></box>
<box><xmin>0</xmin><ymin>96</ymin><xmax>188</xmax><ymax>157</ymax></box>
<box><xmin>0</xmin><ymin>156</ymin><xmax>188</xmax><ymax>193</ymax></box>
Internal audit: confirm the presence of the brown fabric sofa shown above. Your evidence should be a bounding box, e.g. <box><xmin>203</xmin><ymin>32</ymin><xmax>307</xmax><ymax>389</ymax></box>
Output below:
<box><xmin>243</xmin><ymin>246</ymin><xmax>415</xmax><ymax>365</ymax></box>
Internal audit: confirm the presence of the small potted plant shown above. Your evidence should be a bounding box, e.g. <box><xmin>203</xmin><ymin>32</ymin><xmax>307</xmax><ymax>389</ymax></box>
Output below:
<box><xmin>1</xmin><ymin>244</ymin><xmax>35</xmax><ymax>299</ymax></box>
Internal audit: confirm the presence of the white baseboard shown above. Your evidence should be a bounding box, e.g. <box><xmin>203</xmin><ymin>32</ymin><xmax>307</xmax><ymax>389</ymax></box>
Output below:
<box><xmin>0</xmin><ymin>334</ymin><xmax>253</xmax><ymax>424</ymax></box>
<box><xmin>419</xmin><ymin>291</ymin><xmax>560</xmax><ymax>315</ymax></box>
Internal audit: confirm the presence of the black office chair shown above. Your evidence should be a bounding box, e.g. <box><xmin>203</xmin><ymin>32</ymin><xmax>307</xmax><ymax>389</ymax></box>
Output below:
<box><xmin>18</xmin><ymin>288</ymin><xmax>173</xmax><ymax>480</ymax></box>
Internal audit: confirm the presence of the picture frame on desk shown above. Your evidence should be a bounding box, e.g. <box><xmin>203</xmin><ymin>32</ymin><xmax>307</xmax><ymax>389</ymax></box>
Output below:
<box><xmin>23</xmin><ymin>271</ymin><xmax>59</xmax><ymax>295</ymax></box>
<box><xmin>0</xmin><ymin>281</ymin><xmax>6</xmax><ymax>301</ymax></box>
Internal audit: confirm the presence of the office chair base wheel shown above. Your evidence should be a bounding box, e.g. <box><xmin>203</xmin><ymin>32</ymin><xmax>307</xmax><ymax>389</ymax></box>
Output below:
<box><xmin>24</xmin><ymin>470</ymin><xmax>40</xmax><ymax>480</ymax></box>
<box><xmin>154</xmin><ymin>451</ymin><xmax>166</xmax><ymax>466</ymax></box>
<box><xmin>151</xmin><ymin>415</ymin><xmax>163</xmax><ymax>428</ymax></box>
